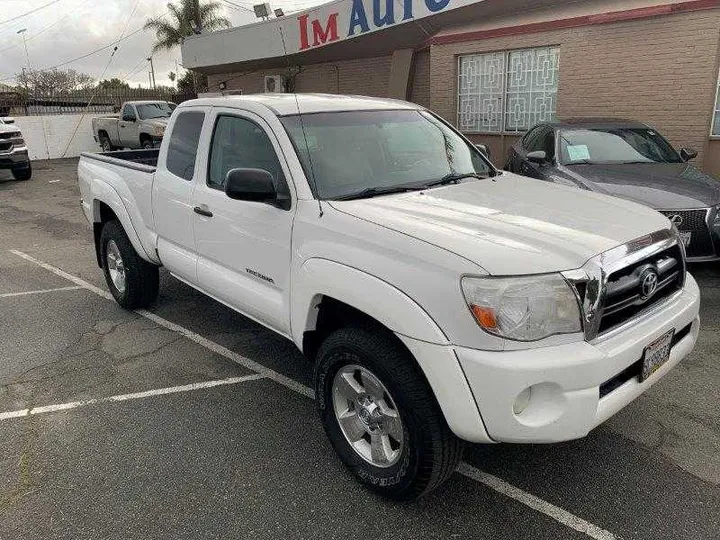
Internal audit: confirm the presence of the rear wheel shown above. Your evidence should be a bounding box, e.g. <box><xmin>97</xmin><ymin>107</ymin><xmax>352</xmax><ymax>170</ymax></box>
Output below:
<box><xmin>315</xmin><ymin>326</ymin><xmax>463</xmax><ymax>500</ymax></box>
<box><xmin>100</xmin><ymin>136</ymin><xmax>114</xmax><ymax>152</ymax></box>
<box><xmin>100</xmin><ymin>220</ymin><xmax>159</xmax><ymax>309</ymax></box>
<box><xmin>11</xmin><ymin>163</ymin><xmax>31</xmax><ymax>180</ymax></box>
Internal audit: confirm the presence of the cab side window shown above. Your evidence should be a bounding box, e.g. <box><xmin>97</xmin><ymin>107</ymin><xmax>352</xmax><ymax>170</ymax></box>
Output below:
<box><xmin>208</xmin><ymin>115</ymin><xmax>290</xmax><ymax>203</ymax></box>
<box><xmin>166</xmin><ymin>111</ymin><xmax>205</xmax><ymax>181</ymax></box>
<box><xmin>122</xmin><ymin>104</ymin><xmax>136</xmax><ymax>121</ymax></box>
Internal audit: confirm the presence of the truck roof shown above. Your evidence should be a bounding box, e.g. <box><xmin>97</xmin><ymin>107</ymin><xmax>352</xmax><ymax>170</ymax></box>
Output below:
<box><xmin>181</xmin><ymin>93</ymin><xmax>421</xmax><ymax>116</ymax></box>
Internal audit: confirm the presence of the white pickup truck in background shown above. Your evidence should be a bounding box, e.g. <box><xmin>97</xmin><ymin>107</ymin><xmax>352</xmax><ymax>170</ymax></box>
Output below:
<box><xmin>77</xmin><ymin>94</ymin><xmax>700</xmax><ymax>499</ymax></box>
<box><xmin>91</xmin><ymin>100</ymin><xmax>175</xmax><ymax>151</ymax></box>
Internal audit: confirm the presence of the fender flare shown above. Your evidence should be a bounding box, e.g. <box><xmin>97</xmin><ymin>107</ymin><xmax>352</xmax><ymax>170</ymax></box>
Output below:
<box><xmin>291</xmin><ymin>258</ymin><xmax>448</xmax><ymax>349</ymax></box>
<box><xmin>92</xmin><ymin>180</ymin><xmax>158</xmax><ymax>264</ymax></box>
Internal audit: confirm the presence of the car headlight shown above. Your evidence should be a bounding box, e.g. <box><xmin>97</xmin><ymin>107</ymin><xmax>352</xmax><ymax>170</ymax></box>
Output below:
<box><xmin>461</xmin><ymin>274</ymin><xmax>582</xmax><ymax>341</ymax></box>
<box><xmin>152</xmin><ymin>125</ymin><xmax>165</xmax><ymax>136</ymax></box>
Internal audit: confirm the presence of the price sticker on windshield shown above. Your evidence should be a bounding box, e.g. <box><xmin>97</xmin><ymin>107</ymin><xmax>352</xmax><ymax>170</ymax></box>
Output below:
<box><xmin>567</xmin><ymin>144</ymin><xmax>591</xmax><ymax>162</ymax></box>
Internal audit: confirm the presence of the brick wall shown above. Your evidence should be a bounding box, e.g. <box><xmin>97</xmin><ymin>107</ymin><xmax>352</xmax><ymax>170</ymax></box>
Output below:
<box><xmin>430</xmin><ymin>8</ymin><xmax>720</xmax><ymax>170</ymax></box>
<box><xmin>410</xmin><ymin>50</ymin><xmax>431</xmax><ymax>108</ymax></box>
<box><xmin>209</xmin><ymin>55</ymin><xmax>393</xmax><ymax>97</ymax></box>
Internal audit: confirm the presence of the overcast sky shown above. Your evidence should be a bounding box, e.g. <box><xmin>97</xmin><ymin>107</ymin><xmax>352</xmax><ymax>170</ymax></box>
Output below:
<box><xmin>0</xmin><ymin>0</ymin><xmax>324</xmax><ymax>88</ymax></box>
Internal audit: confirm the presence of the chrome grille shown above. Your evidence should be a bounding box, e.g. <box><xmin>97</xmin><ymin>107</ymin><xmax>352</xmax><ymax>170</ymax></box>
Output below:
<box><xmin>563</xmin><ymin>229</ymin><xmax>686</xmax><ymax>341</ymax></box>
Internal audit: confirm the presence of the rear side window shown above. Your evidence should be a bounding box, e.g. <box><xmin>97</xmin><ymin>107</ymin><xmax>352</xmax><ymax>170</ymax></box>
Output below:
<box><xmin>166</xmin><ymin>111</ymin><xmax>205</xmax><ymax>181</ymax></box>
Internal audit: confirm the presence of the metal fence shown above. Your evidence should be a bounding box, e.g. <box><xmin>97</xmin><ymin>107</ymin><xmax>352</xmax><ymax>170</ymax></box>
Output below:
<box><xmin>0</xmin><ymin>89</ymin><xmax>196</xmax><ymax>117</ymax></box>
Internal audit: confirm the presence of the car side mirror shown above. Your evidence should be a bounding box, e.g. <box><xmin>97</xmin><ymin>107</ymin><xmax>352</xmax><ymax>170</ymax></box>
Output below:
<box><xmin>474</xmin><ymin>143</ymin><xmax>491</xmax><ymax>158</ymax></box>
<box><xmin>680</xmin><ymin>148</ymin><xmax>697</xmax><ymax>161</ymax></box>
<box><xmin>122</xmin><ymin>115</ymin><xmax>135</xmax><ymax>122</ymax></box>
<box><xmin>526</xmin><ymin>150</ymin><xmax>547</xmax><ymax>164</ymax></box>
<box><xmin>224</xmin><ymin>168</ymin><xmax>277</xmax><ymax>204</ymax></box>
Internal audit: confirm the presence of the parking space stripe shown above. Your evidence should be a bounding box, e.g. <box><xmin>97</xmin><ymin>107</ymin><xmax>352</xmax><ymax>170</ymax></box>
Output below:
<box><xmin>0</xmin><ymin>374</ymin><xmax>265</xmax><ymax>421</ymax></box>
<box><xmin>8</xmin><ymin>249</ymin><xmax>618</xmax><ymax>540</ymax></box>
<box><xmin>0</xmin><ymin>286</ymin><xmax>83</xmax><ymax>298</ymax></box>
<box><xmin>457</xmin><ymin>463</ymin><xmax>616</xmax><ymax>540</ymax></box>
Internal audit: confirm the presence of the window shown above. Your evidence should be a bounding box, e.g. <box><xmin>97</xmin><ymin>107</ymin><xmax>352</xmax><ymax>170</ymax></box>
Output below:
<box><xmin>558</xmin><ymin>128</ymin><xmax>681</xmax><ymax>165</ymax></box>
<box><xmin>280</xmin><ymin>109</ymin><xmax>493</xmax><ymax>200</ymax></box>
<box><xmin>166</xmin><ymin>111</ymin><xmax>205</xmax><ymax>181</ymax></box>
<box><xmin>208</xmin><ymin>115</ymin><xmax>290</xmax><ymax>199</ymax></box>
<box><xmin>458</xmin><ymin>46</ymin><xmax>560</xmax><ymax>133</ymax></box>
<box><xmin>121</xmin><ymin>104</ymin><xmax>136</xmax><ymax>121</ymax></box>
<box><xmin>712</xmin><ymin>68</ymin><xmax>720</xmax><ymax>137</ymax></box>
<box><xmin>136</xmin><ymin>102</ymin><xmax>172</xmax><ymax>120</ymax></box>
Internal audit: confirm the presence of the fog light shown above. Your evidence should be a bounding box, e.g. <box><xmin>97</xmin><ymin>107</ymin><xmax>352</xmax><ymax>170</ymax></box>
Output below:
<box><xmin>513</xmin><ymin>387</ymin><xmax>532</xmax><ymax>415</ymax></box>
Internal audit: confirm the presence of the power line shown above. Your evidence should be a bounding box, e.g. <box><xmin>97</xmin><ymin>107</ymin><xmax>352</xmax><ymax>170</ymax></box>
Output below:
<box><xmin>221</xmin><ymin>0</ymin><xmax>255</xmax><ymax>14</ymax></box>
<box><xmin>0</xmin><ymin>0</ymin><xmax>63</xmax><ymax>28</ymax></box>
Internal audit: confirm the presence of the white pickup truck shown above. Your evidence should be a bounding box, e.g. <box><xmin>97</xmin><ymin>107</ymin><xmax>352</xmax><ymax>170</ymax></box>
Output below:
<box><xmin>78</xmin><ymin>94</ymin><xmax>700</xmax><ymax>499</ymax></box>
<box><xmin>92</xmin><ymin>101</ymin><xmax>174</xmax><ymax>151</ymax></box>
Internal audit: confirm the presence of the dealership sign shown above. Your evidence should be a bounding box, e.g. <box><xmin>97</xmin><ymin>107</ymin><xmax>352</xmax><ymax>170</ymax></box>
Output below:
<box><xmin>298</xmin><ymin>0</ymin><xmax>460</xmax><ymax>51</ymax></box>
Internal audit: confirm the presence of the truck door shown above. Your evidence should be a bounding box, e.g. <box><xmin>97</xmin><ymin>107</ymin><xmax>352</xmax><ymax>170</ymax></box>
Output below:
<box><xmin>119</xmin><ymin>104</ymin><xmax>139</xmax><ymax>148</ymax></box>
<box><xmin>152</xmin><ymin>108</ymin><xmax>209</xmax><ymax>283</ymax></box>
<box><xmin>192</xmin><ymin>109</ymin><xmax>295</xmax><ymax>336</ymax></box>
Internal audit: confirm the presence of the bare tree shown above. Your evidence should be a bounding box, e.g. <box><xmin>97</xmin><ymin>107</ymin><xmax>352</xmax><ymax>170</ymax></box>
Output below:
<box><xmin>17</xmin><ymin>69</ymin><xmax>95</xmax><ymax>94</ymax></box>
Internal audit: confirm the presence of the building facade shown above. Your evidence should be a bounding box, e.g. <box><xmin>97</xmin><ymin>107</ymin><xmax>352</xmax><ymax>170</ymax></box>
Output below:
<box><xmin>182</xmin><ymin>0</ymin><xmax>720</xmax><ymax>175</ymax></box>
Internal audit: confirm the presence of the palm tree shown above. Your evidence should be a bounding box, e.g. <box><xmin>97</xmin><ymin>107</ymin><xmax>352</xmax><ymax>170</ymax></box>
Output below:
<box><xmin>144</xmin><ymin>0</ymin><xmax>231</xmax><ymax>53</ymax></box>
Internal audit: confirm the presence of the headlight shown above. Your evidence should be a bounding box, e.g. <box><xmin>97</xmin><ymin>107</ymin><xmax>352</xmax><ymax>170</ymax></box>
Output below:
<box><xmin>461</xmin><ymin>274</ymin><xmax>582</xmax><ymax>341</ymax></box>
<box><xmin>153</xmin><ymin>125</ymin><xmax>165</xmax><ymax>136</ymax></box>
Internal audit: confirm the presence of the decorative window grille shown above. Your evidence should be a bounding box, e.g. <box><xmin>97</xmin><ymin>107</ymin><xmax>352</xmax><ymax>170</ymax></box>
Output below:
<box><xmin>458</xmin><ymin>46</ymin><xmax>560</xmax><ymax>133</ymax></box>
<box><xmin>712</xmin><ymin>68</ymin><xmax>720</xmax><ymax>137</ymax></box>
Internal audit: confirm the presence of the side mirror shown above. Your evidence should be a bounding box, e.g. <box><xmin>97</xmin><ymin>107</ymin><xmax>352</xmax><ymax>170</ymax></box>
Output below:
<box><xmin>224</xmin><ymin>168</ymin><xmax>277</xmax><ymax>204</ymax></box>
<box><xmin>474</xmin><ymin>143</ymin><xmax>491</xmax><ymax>158</ymax></box>
<box><xmin>526</xmin><ymin>150</ymin><xmax>547</xmax><ymax>164</ymax></box>
<box><xmin>680</xmin><ymin>148</ymin><xmax>697</xmax><ymax>161</ymax></box>
<box><xmin>122</xmin><ymin>115</ymin><xmax>136</xmax><ymax>122</ymax></box>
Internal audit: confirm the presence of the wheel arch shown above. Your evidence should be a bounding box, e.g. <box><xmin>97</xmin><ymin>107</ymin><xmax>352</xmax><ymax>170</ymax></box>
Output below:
<box><xmin>292</xmin><ymin>259</ymin><xmax>448</xmax><ymax>356</ymax></box>
<box><xmin>92</xmin><ymin>187</ymin><xmax>156</xmax><ymax>268</ymax></box>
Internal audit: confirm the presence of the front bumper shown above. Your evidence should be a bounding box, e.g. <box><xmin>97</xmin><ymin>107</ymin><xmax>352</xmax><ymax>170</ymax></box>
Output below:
<box><xmin>456</xmin><ymin>274</ymin><xmax>699</xmax><ymax>443</ymax></box>
<box><xmin>403</xmin><ymin>274</ymin><xmax>700</xmax><ymax>444</ymax></box>
<box><xmin>0</xmin><ymin>146</ymin><xmax>29</xmax><ymax>169</ymax></box>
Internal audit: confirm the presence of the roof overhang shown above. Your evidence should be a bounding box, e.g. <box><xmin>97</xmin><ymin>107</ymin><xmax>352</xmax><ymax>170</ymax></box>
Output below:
<box><xmin>182</xmin><ymin>0</ymin><xmax>573</xmax><ymax>75</ymax></box>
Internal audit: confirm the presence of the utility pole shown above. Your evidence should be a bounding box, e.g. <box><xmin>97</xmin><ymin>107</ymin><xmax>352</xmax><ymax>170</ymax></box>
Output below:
<box><xmin>147</xmin><ymin>57</ymin><xmax>157</xmax><ymax>90</ymax></box>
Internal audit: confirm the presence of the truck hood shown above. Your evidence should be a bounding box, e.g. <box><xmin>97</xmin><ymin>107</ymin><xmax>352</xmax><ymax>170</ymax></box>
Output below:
<box><xmin>562</xmin><ymin>163</ymin><xmax>720</xmax><ymax>209</ymax></box>
<box><xmin>329</xmin><ymin>172</ymin><xmax>671</xmax><ymax>275</ymax></box>
<box><xmin>0</xmin><ymin>123</ymin><xmax>21</xmax><ymax>134</ymax></box>
<box><xmin>143</xmin><ymin>117</ymin><xmax>170</xmax><ymax>126</ymax></box>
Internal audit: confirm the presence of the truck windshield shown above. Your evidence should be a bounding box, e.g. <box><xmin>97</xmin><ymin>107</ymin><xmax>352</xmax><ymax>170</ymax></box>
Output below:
<box><xmin>559</xmin><ymin>127</ymin><xmax>682</xmax><ymax>165</ymax></box>
<box><xmin>280</xmin><ymin>110</ymin><xmax>494</xmax><ymax>200</ymax></box>
<box><xmin>136</xmin><ymin>102</ymin><xmax>172</xmax><ymax>120</ymax></box>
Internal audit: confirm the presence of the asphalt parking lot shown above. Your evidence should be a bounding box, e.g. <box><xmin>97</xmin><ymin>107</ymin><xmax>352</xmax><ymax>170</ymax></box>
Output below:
<box><xmin>1</xmin><ymin>159</ymin><xmax>719</xmax><ymax>540</ymax></box>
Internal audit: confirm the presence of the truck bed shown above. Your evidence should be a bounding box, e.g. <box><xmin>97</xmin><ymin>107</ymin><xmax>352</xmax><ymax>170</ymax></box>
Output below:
<box><xmin>80</xmin><ymin>149</ymin><xmax>159</xmax><ymax>170</ymax></box>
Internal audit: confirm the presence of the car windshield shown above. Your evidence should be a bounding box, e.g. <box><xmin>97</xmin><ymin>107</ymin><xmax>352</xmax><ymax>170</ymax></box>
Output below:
<box><xmin>136</xmin><ymin>102</ymin><xmax>172</xmax><ymax>120</ymax></box>
<box><xmin>280</xmin><ymin>109</ymin><xmax>494</xmax><ymax>200</ymax></box>
<box><xmin>559</xmin><ymin>127</ymin><xmax>682</xmax><ymax>165</ymax></box>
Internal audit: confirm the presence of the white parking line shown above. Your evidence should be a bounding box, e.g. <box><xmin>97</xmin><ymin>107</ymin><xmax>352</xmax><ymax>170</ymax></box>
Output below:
<box><xmin>0</xmin><ymin>374</ymin><xmax>265</xmax><ymax>421</ymax></box>
<box><xmin>0</xmin><ymin>286</ymin><xmax>83</xmax><ymax>298</ymax></box>
<box><xmin>8</xmin><ymin>249</ymin><xmax>617</xmax><ymax>540</ymax></box>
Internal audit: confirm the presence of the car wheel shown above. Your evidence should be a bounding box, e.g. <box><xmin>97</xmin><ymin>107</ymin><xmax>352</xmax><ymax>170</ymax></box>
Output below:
<box><xmin>141</xmin><ymin>139</ymin><xmax>153</xmax><ymax>150</ymax></box>
<box><xmin>315</xmin><ymin>326</ymin><xmax>463</xmax><ymax>500</ymax></box>
<box><xmin>100</xmin><ymin>220</ymin><xmax>159</xmax><ymax>309</ymax></box>
<box><xmin>100</xmin><ymin>136</ymin><xmax>114</xmax><ymax>152</ymax></box>
<box><xmin>12</xmin><ymin>163</ymin><xmax>32</xmax><ymax>180</ymax></box>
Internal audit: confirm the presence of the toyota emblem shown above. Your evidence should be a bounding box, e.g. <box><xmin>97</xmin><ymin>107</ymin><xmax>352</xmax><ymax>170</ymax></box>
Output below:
<box><xmin>669</xmin><ymin>214</ymin><xmax>684</xmax><ymax>227</ymax></box>
<box><xmin>641</xmin><ymin>269</ymin><xmax>659</xmax><ymax>298</ymax></box>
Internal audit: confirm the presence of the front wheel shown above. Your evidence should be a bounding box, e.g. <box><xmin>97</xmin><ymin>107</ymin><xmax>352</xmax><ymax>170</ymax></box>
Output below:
<box><xmin>141</xmin><ymin>138</ymin><xmax>153</xmax><ymax>150</ymax></box>
<box><xmin>100</xmin><ymin>220</ymin><xmax>159</xmax><ymax>309</ymax></box>
<box><xmin>315</xmin><ymin>326</ymin><xmax>463</xmax><ymax>500</ymax></box>
<box><xmin>12</xmin><ymin>163</ymin><xmax>31</xmax><ymax>180</ymax></box>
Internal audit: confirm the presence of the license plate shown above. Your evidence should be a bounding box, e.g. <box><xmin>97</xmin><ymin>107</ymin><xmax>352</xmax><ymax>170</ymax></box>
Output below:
<box><xmin>679</xmin><ymin>231</ymin><xmax>691</xmax><ymax>246</ymax></box>
<box><xmin>640</xmin><ymin>329</ymin><xmax>675</xmax><ymax>382</ymax></box>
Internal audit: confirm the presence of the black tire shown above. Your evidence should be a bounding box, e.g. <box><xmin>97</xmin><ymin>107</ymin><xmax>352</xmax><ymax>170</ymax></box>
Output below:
<box><xmin>141</xmin><ymin>138</ymin><xmax>153</xmax><ymax>150</ymax></box>
<box><xmin>100</xmin><ymin>220</ymin><xmax>159</xmax><ymax>309</ymax></box>
<box><xmin>315</xmin><ymin>326</ymin><xmax>463</xmax><ymax>500</ymax></box>
<box><xmin>12</xmin><ymin>163</ymin><xmax>31</xmax><ymax>180</ymax></box>
<box><xmin>99</xmin><ymin>136</ymin><xmax>114</xmax><ymax>152</ymax></box>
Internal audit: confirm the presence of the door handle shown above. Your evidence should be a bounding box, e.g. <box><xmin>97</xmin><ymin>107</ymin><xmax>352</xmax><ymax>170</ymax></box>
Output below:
<box><xmin>194</xmin><ymin>206</ymin><xmax>213</xmax><ymax>218</ymax></box>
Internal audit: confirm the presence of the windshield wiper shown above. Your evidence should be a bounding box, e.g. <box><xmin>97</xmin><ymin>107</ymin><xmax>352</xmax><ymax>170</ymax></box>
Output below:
<box><xmin>332</xmin><ymin>185</ymin><xmax>426</xmax><ymax>201</ymax></box>
<box><xmin>425</xmin><ymin>172</ymin><xmax>490</xmax><ymax>187</ymax></box>
<box><xmin>565</xmin><ymin>159</ymin><xmax>595</xmax><ymax>165</ymax></box>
